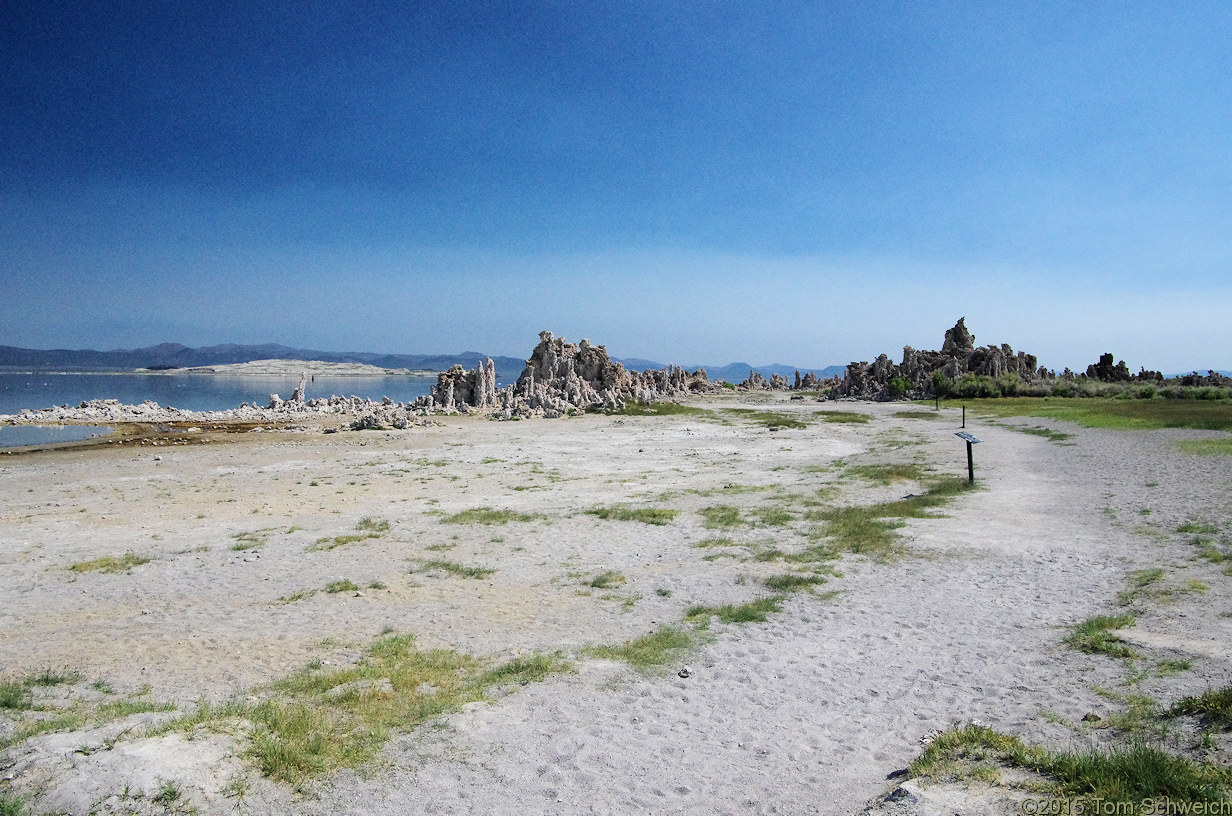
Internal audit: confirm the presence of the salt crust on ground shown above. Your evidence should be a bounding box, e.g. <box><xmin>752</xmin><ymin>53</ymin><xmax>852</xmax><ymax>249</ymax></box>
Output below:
<box><xmin>1</xmin><ymin>396</ymin><xmax>1230</xmax><ymax>814</ymax></box>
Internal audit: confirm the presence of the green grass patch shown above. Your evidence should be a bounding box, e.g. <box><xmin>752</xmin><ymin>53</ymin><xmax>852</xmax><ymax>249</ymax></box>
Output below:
<box><xmin>817</xmin><ymin>410</ymin><xmax>870</xmax><ymax>424</ymax></box>
<box><xmin>230</xmin><ymin>529</ymin><xmax>272</xmax><ymax>550</ymax></box>
<box><xmin>0</xmin><ymin>792</ymin><xmax>28</xmax><ymax>816</ymax></box>
<box><xmin>1118</xmin><ymin>568</ymin><xmax>1166</xmax><ymax>605</ymax></box>
<box><xmin>413</xmin><ymin>559</ymin><xmax>497</xmax><ymax>579</ymax></box>
<box><xmin>699</xmin><ymin>505</ymin><xmax>743</xmax><ymax>529</ymax></box>
<box><xmin>972</xmin><ymin>397</ymin><xmax>1232</xmax><ymax>432</ymax></box>
<box><xmin>752</xmin><ymin>506</ymin><xmax>796</xmax><ymax>526</ymax></box>
<box><xmin>584</xmin><ymin>625</ymin><xmax>696</xmax><ymax>671</ymax></box>
<box><xmin>911</xmin><ymin>723</ymin><xmax>1229</xmax><ymax>802</ymax></box>
<box><xmin>762</xmin><ymin>573</ymin><xmax>828</xmax><ymax>592</ymax></box>
<box><xmin>67</xmin><ymin>552</ymin><xmax>150</xmax><ymax>574</ymax></box>
<box><xmin>893</xmin><ymin>410</ymin><xmax>946</xmax><ymax>420</ymax></box>
<box><xmin>168</xmin><ymin>633</ymin><xmax>565</xmax><ymax>787</ymax></box>
<box><xmin>585</xmin><ymin>506</ymin><xmax>678</xmax><ymax>525</ymax></box>
<box><xmin>1064</xmin><ymin>614</ymin><xmax>1136</xmax><ymax>658</ymax></box>
<box><xmin>844</xmin><ymin>463</ymin><xmax>928</xmax><ymax>484</ymax></box>
<box><xmin>806</xmin><ymin>477</ymin><xmax>973</xmax><ymax>556</ymax></box>
<box><xmin>1177</xmin><ymin>439</ymin><xmax>1232</xmax><ymax>456</ymax></box>
<box><xmin>356</xmin><ymin>517</ymin><xmax>390</xmax><ymax>533</ymax></box>
<box><xmin>310</xmin><ymin>533</ymin><xmax>379</xmax><ymax>551</ymax></box>
<box><xmin>693</xmin><ymin>536</ymin><xmax>737</xmax><ymax>548</ymax></box>
<box><xmin>685</xmin><ymin>596</ymin><xmax>784</xmax><ymax>624</ymax></box>
<box><xmin>724</xmin><ymin>408</ymin><xmax>808</xmax><ymax>430</ymax></box>
<box><xmin>441</xmin><ymin>508</ymin><xmax>541</xmax><ymax>525</ymax></box>
<box><xmin>588</xmin><ymin>570</ymin><xmax>627</xmax><ymax>589</ymax></box>
<box><xmin>1167</xmin><ymin>687</ymin><xmax>1232</xmax><ymax>727</ymax></box>
<box><xmin>325</xmin><ymin>580</ymin><xmax>359</xmax><ymax>594</ymax></box>
<box><xmin>1012</xmin><ymin>425</ymin><xmax>1074</xmax><ymax>442</ymax></box>
<box><xmin>1178</xmin><ymin>522</ymin><xmax>1219</xmax><ymax>534</ymax></box>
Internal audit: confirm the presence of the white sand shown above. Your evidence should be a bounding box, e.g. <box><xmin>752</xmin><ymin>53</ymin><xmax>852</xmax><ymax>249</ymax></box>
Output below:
<box><xmin>1</xmin><ymin>396</ymin><xmax>1230</xmax><ymax>814</ymax></box>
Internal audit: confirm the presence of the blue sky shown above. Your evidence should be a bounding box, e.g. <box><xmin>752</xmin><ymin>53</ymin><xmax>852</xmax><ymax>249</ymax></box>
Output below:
<box><xmin>3</xmin><ymin>1</ymin><xmax>1229</xmax><ymax>372</ymax></box>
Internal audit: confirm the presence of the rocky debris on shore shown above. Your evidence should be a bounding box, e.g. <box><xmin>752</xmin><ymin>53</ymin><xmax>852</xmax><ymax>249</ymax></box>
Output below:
<box><xmin>831</xmin><ymin>317</ymin><xmax>1043</xmax><ymax>401</ymax></box>
<box><xmin>418</xmin><ymin>331</ymin><xmax>718</xmax><ymax>419</ymax></box>
<box><xmin>1</xmin><ymin>395</ymin><xmax>434</xmax><ymax>432</ymax></box>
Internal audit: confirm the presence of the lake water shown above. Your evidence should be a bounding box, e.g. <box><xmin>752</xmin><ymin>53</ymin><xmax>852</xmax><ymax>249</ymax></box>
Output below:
<box><xmin>0</xmin><ymin>372</ymin><xmax>438</xmax><ymax>416</ymax></box>
<box><xmin>0</xmin><ymin>424</ymin><xmax>115</xmax><ymax>448</ymax></box>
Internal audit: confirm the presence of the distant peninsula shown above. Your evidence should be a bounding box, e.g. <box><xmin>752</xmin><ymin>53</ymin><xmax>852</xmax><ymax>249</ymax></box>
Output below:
<box><xmin>156</xmin><ymin>359</ymin><xmax>433</xmax><ymax>377</ymax></box>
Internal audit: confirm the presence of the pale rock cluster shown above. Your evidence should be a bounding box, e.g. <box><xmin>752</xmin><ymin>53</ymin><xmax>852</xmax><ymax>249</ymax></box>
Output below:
<box><xmin>418</xmin><ymin>331</ymin><xmax>715</xmax><ymax>419</ymax></box>
<box><xmin>832</xmin><ymin>317</ymin><xmax>1043</xmax><ymax>400</ymax></box>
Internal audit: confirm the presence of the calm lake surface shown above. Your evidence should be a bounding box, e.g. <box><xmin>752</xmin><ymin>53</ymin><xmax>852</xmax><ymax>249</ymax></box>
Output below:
<box><xmin>0</xmin><ymin>424</ymin><xmax>114</xmax><ymax>448</ymax></box>
<box><xmin>0</xmin><ymin>372</ymin><xmax>438</xmax><ymax>416</ymax></box>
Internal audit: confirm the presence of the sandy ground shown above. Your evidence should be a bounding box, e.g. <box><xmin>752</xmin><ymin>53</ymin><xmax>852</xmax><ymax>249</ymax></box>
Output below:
<box><xmin>1</xmin><ymin>395</ymin><xmax>1231</xmax><ymax>815</ymax></box>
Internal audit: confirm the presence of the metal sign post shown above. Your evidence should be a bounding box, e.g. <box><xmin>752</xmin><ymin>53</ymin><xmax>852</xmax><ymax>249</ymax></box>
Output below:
<box><xmin>955</xmin><ymin>431</ymin><xmax>981</xmax><ymax>484</ymax></box>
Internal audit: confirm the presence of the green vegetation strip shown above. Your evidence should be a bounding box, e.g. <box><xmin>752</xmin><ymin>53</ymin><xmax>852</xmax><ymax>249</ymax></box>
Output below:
<box><xmin>807</xmin><ymin>477</ymin><xmax>973</xmax><ymax>556</ymax></box>
<box><xmin>584</xmin><ymin>625</ymin><xmax>697</xmax><ymax>671</ymax></box>
<box><xmin>413</xmin><ymin>559</ymin><xmax>497</xmax><ymax>579</ymax></box>
<box><xmin>1167</xmin><ymin>687</ymin><xmax>1232</xmax><ymax>727</ymax></box>
<box><xmin>168</xmin><ymin>633</ymin><xmax>565</xmax><ymax>786</ymax></box>
<box><xmin>685</xmin><ymin>596</ymin><xmax>784</xmax><ymax>624</ymax></box>
<box><xmin>67</xmin><ymin>552</ymin><xmax>150</xmax><ymax>573</ymax></box>
<box><xmin>441</xmin><ymin>508</ymin><xmax>541</xmax><ymax>525</ymax></box>
<box><xmin>586</xmin><ymin>506</ymin><xmax>678</xmax><ymax>525</ymax></box>
<box><xmin>724</xmin><ymin>408</ymin><xmax>809</xmax><ymax>430</ymax></box>
<box><xmin>1064</xmin><ymin>614</ymin><xmax>1136</xmax><ymax>658</ymax></box>
<box><xmin>1176</xmin><ymin>439</ymin><xmax>1232</xmax><ymax>456</ymax></box>
<box><xmin>911</xmin><ymin>723</ymin><xmax>1229</xmax><ymax>803</ymax></box>
<box><xmin>971</xmin><ymin>397</ymin><xmax>1232</xmax><ymax>432</ymax></box>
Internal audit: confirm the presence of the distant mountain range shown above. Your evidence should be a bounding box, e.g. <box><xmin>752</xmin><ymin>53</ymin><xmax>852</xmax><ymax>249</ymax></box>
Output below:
<box><xmin>0</xmin><ymin>343</ymin><xmax>842</xmax><ymax>385</ymax></box>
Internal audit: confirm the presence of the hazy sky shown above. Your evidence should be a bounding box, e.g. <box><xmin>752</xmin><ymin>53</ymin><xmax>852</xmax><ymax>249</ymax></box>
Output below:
<box><xmin>3</xmin><ymin>2</ymin><xmax>1229</xmax><ymax>372</ymax></box>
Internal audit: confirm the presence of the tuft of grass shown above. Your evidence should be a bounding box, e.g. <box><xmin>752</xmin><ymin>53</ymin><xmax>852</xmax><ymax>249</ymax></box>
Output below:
<box><xmin>693</xmin><ymin>536</ymin><xmax>736</xmax><ymax>548</ymax></box>
<box><xmin>68</xmin><ymin>552</ymin><xmax>151</xmax><ymax>574</ymax></box>
<box><xmin>230</xmin><ymin>530</ymin><xmax>270</xmax><ymax>550</ymax></box>
<box><xmin>1178</xmin><ymin>522</ymin><xmax>1219</xmax><ymax>534</ymax></box>
<box><xmin>699</xmin><ymin>505</ymin><xmax>743</xmax><ymax>529</ymax></box>
<box><xmin>752</xmin><ymin>506</ymin><xmax>796</xmax><ymax>526</ymax></box>
<box><xmin>151</xmin><ymin>779</ymin><xmax>182</xmax><ymax>805</ymax></box>
<box><xmin>309</xmin><ymin>518</ymin><xmax>389</xmax><ymax>551</ymax></box>
<box><xmin>179</xmin><ymin>632</ymin><xmax>568</xmax><ymax>787</ymax></box>
<box><xmin>762</xmin><ymin>573</ymin><xmax>827</xmax><ymax>592</ymax></box>
<box><xmin>586</xmin><ymin>506</ymin><xmax>678</xmax><ymax>525</ymax></box>
<box><xmin>817</xmin><ymin>410</ymin><xmax>869</xmax><ymax>424</ymax></box>
<box><xmin>310</xmin><ymin>533</ymin><xmax>379</xmax><ymax>551</ymax></box>
<box><xmin>1013</xmin><ymin>425</ymin><xmax>1073</xmax><ymax>442</ymax></box>
<box><xmin>1167</xmin><ymin>687</ymin><xmax>1232</xmax><ymax>728</ymax></box>
<box><xmin>584</xmin><ymin>625</ymin><xmax>696</xmax><ymax>670</ymax></box>
<box><xmin>413</xmin><ymin>559</ymin><xmax>497</xmax><ymax>579</ymax></box>
<box><xmin>1065</xmin><ymin>614</ymin><xmax>1137</xmax><ymax>658</ymax></box>
<box><xmin>0</xmin><ymin>680</ymin><xmax>32</xmax><ymax>711</ymax></box>
<box><xmin>1118</xmin><ymin>568</ymin><xmax>1165</xmax><ymax>605</ymax></box>
<box><xmin>724</xmin><ymin>409</ymin><xmax>808</xmax><ymax>430</ymax></box>
<box><xmin>588</xmin><ymin>570</ymin><xmax>627</xmax><ymax>589</ymax></box>
<box><xmin>441</xmin><ymin>508</ymin><xmax>540</xmax><ymax>525</ymax></box>
<box><xmin>480</xmin><ymin>654</ymin><xmax>569</xmax><ymax>687</ymax></box>
<box><xmin>807</xmin><ymin>477</ymin><xmax>973</xmax><ymax>556</ymax></box>
<box><xmin>844</xmin><ymin>463</ymin><xmax>928</xmax><ymax>484</ymax></box>
<box><xmin>685</xmin><ymin>596</ymin><xmax>784</xmax><ymax>624</ymax></box>
<box><xmin>0</xmin><ymin>793</ymin><xmax>28</xmax><ymax>816</ymax></box>
<box><xmin>325</xmin><ymin>580</ymin><xmax>359</xmax><ymax>594</ymax></box>
<box><xmin>911</xmin><ymin>723</ymin><xmax>1228</xmax><ymax>802</ymax></box>
<box><xmin>893</xmin><ymin>410</ymin><xmax>947</xmax><ymax>420</ymax></box>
